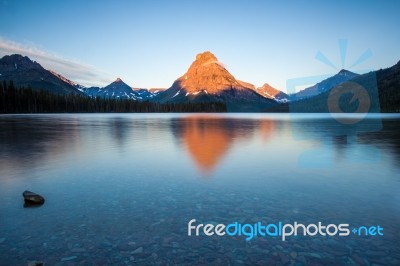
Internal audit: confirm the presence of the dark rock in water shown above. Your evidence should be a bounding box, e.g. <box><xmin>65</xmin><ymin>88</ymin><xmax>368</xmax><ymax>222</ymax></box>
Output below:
<box><xmin>23</xmin><ymin>191</ymin><xmax>45</xmax><ymax>206</ymax></box>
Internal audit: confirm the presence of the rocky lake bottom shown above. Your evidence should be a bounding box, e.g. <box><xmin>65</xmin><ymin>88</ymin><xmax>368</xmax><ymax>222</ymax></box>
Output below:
<box><xmin>0</xmin><ymin>114</ymin><xmax>399</xmax><ymax>265</ymax></box>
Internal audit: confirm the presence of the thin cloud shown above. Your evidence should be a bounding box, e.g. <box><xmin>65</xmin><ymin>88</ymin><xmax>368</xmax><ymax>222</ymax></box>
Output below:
<box><xmin>0</xmin><ymin>36</ymin><xmax>113</xmax><ymax>87</ymax></box>
<box><xmin>201</xmin><ymin>60</ymin><xmax>226</xmax><ymax>69</ymax></box>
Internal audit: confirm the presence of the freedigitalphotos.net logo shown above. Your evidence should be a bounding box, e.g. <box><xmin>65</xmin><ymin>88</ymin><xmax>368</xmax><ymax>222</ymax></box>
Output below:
<box><xmin>187</xmin><ymin>219</ymin><xmax>383</xmax><ymax>241</ymax></box>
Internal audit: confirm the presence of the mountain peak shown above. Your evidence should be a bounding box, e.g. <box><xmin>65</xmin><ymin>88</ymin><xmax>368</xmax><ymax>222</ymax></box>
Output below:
<box><xmin>256</xmin><ymin>83</ymin><xmax>288</xmax><ymax>101</ymax></box>
<box><xmin>104</xmin><ymin>78</ymin><xmax>132</xmax><ymax>92</ymax></box>
<box><xmin>338</xmin><ymin>69</ymin><xmax>355</xmax><ymax>75</ymax></box>
<box><xmin>1</xmin><ymin>54</ymin><xmax>30</xmax><ymax>62</ymax></box>
<box><xmin>176</xmin><ymin>51</ymin><xmax>243</xmax><ymax>94</ymax></box>
<box><xmin>0</xmin><ymin>54</ymin><xmax>42</xmax><ymax>70</ymax></box>
<box><xmin>0</xmin><ymin>54</ymin><xmax>82</xmax><ymax>94</ymax></box>
<box><xmin>154</xmin><ymin>51</ymin><xmax>275</xmax><ymax>111</ymax></box>
<box><xmin>195</xmin><ymin>51</ymin><xmax>217</xmax><ymax>63</ymax></box>
<box><xmin>294</xmin><ymin>69</ymin><xmax>359</xmax><ymax>99</ymax></box>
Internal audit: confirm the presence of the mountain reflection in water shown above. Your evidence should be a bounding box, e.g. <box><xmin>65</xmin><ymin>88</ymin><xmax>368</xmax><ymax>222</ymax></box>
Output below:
<box><xmin>171</xmin><ymin>116</ymin><xmax>277</xmax><ymax>174</ymax></box>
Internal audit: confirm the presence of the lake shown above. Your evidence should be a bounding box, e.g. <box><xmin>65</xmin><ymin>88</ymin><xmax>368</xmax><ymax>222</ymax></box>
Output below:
<box><xmin>0</xmin><ymin>113</ymin><xmax>399</xmax><ymax>265</ymax></box>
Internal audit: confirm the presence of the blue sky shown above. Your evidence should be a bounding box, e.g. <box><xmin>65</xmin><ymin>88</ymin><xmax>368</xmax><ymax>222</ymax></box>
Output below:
<box><xmin>0</xmin><ymin>0</ymin><xmax>399</xmax><ymax>91</ymax></box>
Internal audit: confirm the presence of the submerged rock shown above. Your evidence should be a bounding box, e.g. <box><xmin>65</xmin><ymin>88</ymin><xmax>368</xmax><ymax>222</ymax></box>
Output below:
<box><xmin>61</xmin><ymin>256</ymin><xmax>77</xmax><ymax>262</ymax></box>
<box><xmin>27</xmin><ymin>261</ymin><xmax>44</xmax><ymax>266</ymax></box>
<box><xmin>132</xmin><ymin>247</ymin><xmax>143</xmax><ymax>254</ymax></box>
<box><xmin>23</xmin><ymin>191</ymin><xmax>45</xmax><ymax>206</ymax></box>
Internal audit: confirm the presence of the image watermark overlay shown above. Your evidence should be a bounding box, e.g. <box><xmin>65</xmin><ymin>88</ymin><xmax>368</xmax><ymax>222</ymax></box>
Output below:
<box><xmin>187</xmin><ymin>219</ymin><xmax>384</xmax><ymax>241</ymax></box>
<box><xmin>287</xmin><ymin>39</ymin><xmax>382</xmax><ymax>167</ymax></box>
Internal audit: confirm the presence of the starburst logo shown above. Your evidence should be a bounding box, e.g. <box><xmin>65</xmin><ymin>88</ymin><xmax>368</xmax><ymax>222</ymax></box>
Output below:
<box><xmin>315</xmin><ymin>39</ymin><xmax>372</xmax><ymax>71</ymax></box>
<box><xmin>313</xmin><ymin>39</ymin><xmax>376</xmax><ymax>124</ymax></box>
<box><xmin>287</xmin><ymin>39</ymin><xmax>382</xmax><ymax>168</ymax></box>
<box><xmin>287</xmin><ymin>39</ymin><xmax>381</xmax><ymax>123</ymax></box>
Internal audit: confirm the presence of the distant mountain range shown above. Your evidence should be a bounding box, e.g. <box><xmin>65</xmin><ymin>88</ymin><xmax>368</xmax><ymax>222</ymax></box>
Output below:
<box><xmin>291</xmin><ymin>69</ymin><xmax>359</xmax><ymax>100</ymax></box>
<box><xmin>267</xmin><ymin>61</ymin><xmax>400</xmax><ymax>113</ymax></box>
<box><xmin>0</xmin><ymin>52</ymin><xmax>399</xmax><ymax>112</ymax></box>
<box><xmin>82</xmin><ymin>78</ymin><xmax>156</xmax><ymax>100</ymax></box>
<box><xmin>0</xmin><ymin>54</ymin><xmax>83</xmax><ymax>95</ymax></box>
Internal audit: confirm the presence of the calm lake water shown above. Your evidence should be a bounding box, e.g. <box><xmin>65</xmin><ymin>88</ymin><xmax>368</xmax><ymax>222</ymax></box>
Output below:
<box><xmin>0</xmin><ymin>113</ymin><xmax>399</xmax><ymax>265</ymax></box>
